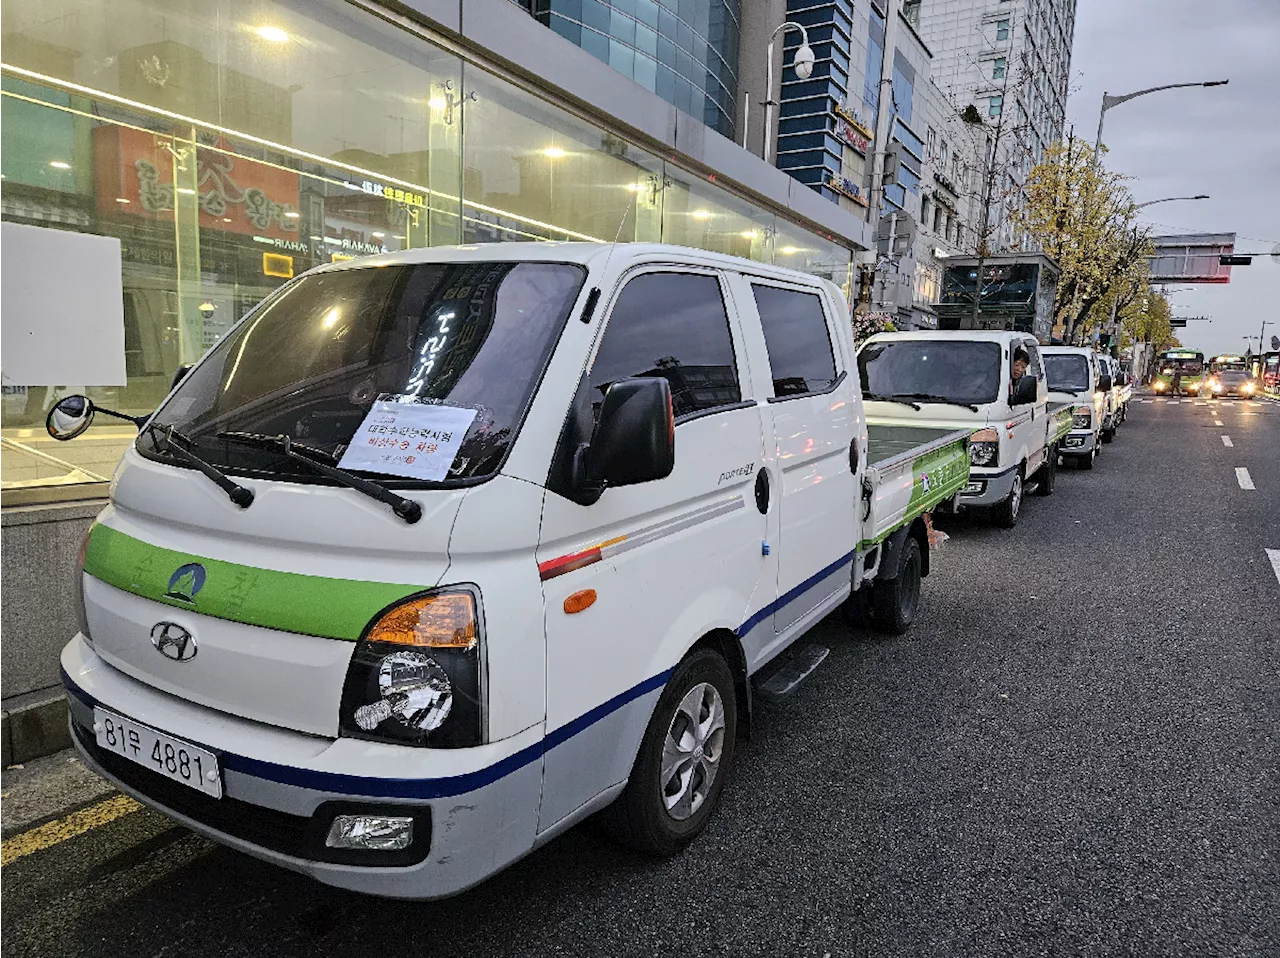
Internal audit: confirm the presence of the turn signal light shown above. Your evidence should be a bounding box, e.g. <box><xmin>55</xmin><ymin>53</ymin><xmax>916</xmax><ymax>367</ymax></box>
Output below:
<box><xmin>366</xmin><ymin>592</ymin><xmax>477</xmax><ymax>649</ymax></box>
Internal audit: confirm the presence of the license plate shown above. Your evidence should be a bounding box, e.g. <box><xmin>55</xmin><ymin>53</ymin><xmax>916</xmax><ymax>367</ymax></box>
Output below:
<box><xmin>93</xmin><ymin>708</ymin><xmax>222</xmax><ymax>798</ymax></box>
<box><xmin>1065</xmin><ymin>436</ymin><xmax>1083</xmax><ymax>447</ymax></box>
<box><xmin>962</xmin><ymin>481</ymin><xmax>983</xmax><ymax>494</ymax></box>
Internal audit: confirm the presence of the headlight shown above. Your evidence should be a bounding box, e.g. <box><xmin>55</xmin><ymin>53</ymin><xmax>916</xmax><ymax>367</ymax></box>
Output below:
<box><xmin>969</xmin><ymin>428</ymin><xmax>998</xmax><ymax>466</ymax></box>
<box><xmin>1154</xmin><ymin>381</ymin><xmax>1165</xmax><ymax>391</ymax></box>
<box><xmin>1212</xmin><ymin>382</ymin><xmax>1222</xmax><ymax>392</ymax></box>
<box><xmin>1242</xmin><ymin>382</ymin><xmax>1254</xmax><ymax>391</ymax></box>
<box><xmin>340</xmin><ymin>588</ymin><xmax>484</xmax><ymax>748</ymax></box>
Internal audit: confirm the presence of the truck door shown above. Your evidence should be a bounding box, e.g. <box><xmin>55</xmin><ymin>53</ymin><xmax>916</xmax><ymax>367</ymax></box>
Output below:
<box><xmin>740</xmin><ymin>280</ymin><xmax>858</xmax><ymax>657</ymax></box>
<box><xmin>1020</xmin><ymin>339</ymin><xmax>1049</xmax><ymax>474</ymax></box>
<box><xmin>536</xmin><ymin>267</ymin><xmax>773</xmax><ymax>830</ymax></box>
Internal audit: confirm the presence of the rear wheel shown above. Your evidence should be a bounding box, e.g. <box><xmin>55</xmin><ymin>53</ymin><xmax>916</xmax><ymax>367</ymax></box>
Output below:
<box><xmin>598</xmin><ymin>648</ymin><xmax>737</xmax><ymax>856</ymax></box>
<box><xmin>871</xmin><ymin>537</ymin><xmax>922</xmax><ymax>635</ymax></box>
<box><xmin>1036</xmin><ymin>445</ymin><xmax>1057</xmax><ymax>496</ymax></box>
<box><xmin>992</xmin><ymin>467</ymin><xmax>1023</xmax><ymax>529</ymax></box>
<box><xmin>1078</xmin><ymin>447</ymin><xmax>1095</xmax><ymax>470</ymax></box>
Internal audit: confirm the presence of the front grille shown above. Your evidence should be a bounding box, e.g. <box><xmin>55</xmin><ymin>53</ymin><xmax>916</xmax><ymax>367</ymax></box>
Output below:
<box><xmin>73</xmin><ymin>719</ymin><xmax>431</xmax><ymax>866</ymax></box>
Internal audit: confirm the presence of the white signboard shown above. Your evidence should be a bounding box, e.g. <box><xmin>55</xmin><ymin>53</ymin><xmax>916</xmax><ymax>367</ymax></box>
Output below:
<box><xmin>338</xmin><ymin>398</ymin><xmax>478</xmax><ymax>482</ymax></box>
<box><xmin>1</xmin><ymin>222</ymin><xmax>127</xmax><ymax>386</ymax></box>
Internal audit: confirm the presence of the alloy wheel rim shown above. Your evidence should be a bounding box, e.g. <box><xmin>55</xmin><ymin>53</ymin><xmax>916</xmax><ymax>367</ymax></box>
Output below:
<box><xmin>661</xmin><ymin>682</ymin><xmax>726</xmax><ymax>821</ymax></box>
<box><xmin>1010</xmin><ymin>474</ymin><xmax>1022</xmax><ymax>517</ymax></box>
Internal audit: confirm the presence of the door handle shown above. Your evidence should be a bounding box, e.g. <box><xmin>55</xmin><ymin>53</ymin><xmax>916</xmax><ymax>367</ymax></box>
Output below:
<box><xmin>754</xmin><ymin>468</ymin><xmax>770</xmax><ymax>515</ymax></box>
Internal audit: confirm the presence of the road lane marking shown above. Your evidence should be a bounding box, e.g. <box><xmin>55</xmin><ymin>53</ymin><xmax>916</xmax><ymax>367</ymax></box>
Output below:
<box><xmin>1215</xmin><ymin>419</ymin><xmax>1224</xmax><ymax>426</ymax></box>
<box><xmin>1267</xmin><ymin>550</ymin><xmax>1280</xmax><ymax>588</ymax></box>
<box><xmin>1236</xmin><ymin>467</ymin><xmax>1255</xmax><ymax>491</ymax></box>
<box><xmin>1222</xmin><ymin>435</ymin><xmax>1233</xmax><ymax>447</ymax></box>
<box><xmin>0</xmin><ymin>794</ymin><xmax>141</xmax><ymax>867</ymax></box>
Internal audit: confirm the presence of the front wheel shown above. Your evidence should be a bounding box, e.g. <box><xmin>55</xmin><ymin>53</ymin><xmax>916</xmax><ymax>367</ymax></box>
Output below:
<box><xmin>598</xmin><ymin>648</ymin><xmax>737</xmax><ymax>856</ymax></box>
<box><xmin>871</xmin><ymin>536</ymin><xmax>922</xmax><ymax>635</ymax></box>
<box><xmin>992</xmin><ymin>467</ymin><xmax>1023</xmax><ymax>529</ymax></box>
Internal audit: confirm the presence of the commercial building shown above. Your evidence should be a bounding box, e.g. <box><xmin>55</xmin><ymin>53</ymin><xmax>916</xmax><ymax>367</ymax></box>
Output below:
<box><xmin>1</xmin><ymin>0</ymin><xmax>878</xmax><ymax>757</ymax></box>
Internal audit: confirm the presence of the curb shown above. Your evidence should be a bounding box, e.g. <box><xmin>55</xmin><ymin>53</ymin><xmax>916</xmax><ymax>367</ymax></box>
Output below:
<box><xmin>1</xmin><ymin>693</ymin><xmax>71</xmax><ymax>767</ymax></box>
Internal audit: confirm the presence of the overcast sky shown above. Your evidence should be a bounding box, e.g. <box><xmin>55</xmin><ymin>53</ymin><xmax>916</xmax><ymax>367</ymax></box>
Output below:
<box><xmin>1064</xmin><ymin>0</ymin><xmax>1280</xmax><ymax>356</ymax></box>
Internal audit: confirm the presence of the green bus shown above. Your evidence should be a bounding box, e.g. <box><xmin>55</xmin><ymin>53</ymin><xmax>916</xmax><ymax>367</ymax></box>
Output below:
<box><xmin>1153</xmin><ymin>349</ymin><xmax>1206</xmax><ymax>396</ymax></box>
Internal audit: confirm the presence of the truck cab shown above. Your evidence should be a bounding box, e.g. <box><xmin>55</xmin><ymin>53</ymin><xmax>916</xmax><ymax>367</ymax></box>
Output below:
<box><xmin>857</xmin><ymin>330</ymin><xmax>1068</xmax><ymax>529</ymax></box>
<box><xmin>52</xmin><ymin>243</ymin><xmax>970</xmax><ymax>900</ymax></box>
<box><xmin>1042</xmin><ymin>346</ymin><xmax>1105</xmax><ymax>468</ymax></box>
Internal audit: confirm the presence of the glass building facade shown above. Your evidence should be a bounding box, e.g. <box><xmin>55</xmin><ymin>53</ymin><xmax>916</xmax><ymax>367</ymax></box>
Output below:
<box><xmin>520</xmin><ymin>0</ymin><xmax>740</xmax><ymax>140</ymax></box>
<box><xmin>0</xmin><ymin>0</ymin><xmax>848</xmax><ymax>499</ymax></box>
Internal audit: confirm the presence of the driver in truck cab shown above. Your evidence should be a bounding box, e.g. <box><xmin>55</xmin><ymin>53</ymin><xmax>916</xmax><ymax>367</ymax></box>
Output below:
<box><xmin>1009</xmin><ymin>347</ymin><xmax>1030</xmax><ymax>399</ymax></box>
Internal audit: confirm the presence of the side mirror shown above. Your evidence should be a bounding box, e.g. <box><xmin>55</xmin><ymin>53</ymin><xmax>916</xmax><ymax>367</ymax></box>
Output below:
<box><xmin>170</xmin><ymin>363</ymin><xmax>194</xmax><ymax>392</ymax></box>
<box><xmin>1097</xmin><ymin>375</ymin><xmax>1113</xmax><ymax>393</ymax></box>
<box><xmin>46</xmin><ymin>395</ymin><xmax>96</xmax><ymax>441</ymax></box>
<box><xmin>587</xmin><ymin>378</ymin><xmax>675</xmax><ymax>488</ymax></box>
<box><xmin>45</xmin><ymin>394</ymin><xmax>145</xmax><ymax>440</ymax></box>
<box><xmin>1010</xmin><ymin>374</ymin><xmax>1039</xmax><ymax>406</ymax></box>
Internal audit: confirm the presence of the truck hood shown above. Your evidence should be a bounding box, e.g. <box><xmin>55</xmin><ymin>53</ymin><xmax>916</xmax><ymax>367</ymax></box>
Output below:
<box><xmin>863</xmin><ymin>400</ymin><xmax>993</xmax><ymax>432</ymax></box>
<box><xmin>81</xmin><ymin>448</ymin><xmax>463</xmax><ymax>736</ymax></box>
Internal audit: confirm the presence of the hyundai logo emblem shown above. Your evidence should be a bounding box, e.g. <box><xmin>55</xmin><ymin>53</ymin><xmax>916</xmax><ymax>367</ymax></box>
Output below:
<box><xmin>151</xmin><ymin>622</ymin><xmax>197</xmax><ymax>662</ymax></box>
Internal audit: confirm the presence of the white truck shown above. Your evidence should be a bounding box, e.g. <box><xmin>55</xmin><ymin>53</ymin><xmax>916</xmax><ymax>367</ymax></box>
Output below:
<box><xmin>1041</xmin><ymin>345</ymin><xmax>1106</xmax><ymax>469</ymax></box>
<box><xmin>51</xmin><ymin>243</ymin><xmax>971</xmax><ymax>899</ymax></box>
<box><xmin>1094</xmin><ymin>353</ymin><xmax>1125</xmax><ymax>441</ymax></box>
<box><xmin>857</xmin><ymin>330</ymin><xmax>1073</xmax><ymax>528</ymax></box>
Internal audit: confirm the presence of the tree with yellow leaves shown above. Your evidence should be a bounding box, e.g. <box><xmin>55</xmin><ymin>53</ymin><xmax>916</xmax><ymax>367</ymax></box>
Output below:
<box><xmin>1013</xmin><ymin>137</ymin><xmax>1153</xmax><ymax>343</ymax></box>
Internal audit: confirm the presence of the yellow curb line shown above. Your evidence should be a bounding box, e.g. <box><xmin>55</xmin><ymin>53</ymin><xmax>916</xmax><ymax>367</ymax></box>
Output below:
<box><xmin>1</xmin><ymin>795</ymin><xmax>142</xmax><ymax>866</ymax></box>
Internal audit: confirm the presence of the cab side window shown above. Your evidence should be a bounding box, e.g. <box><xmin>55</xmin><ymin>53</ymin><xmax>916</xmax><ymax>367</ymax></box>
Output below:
<box><xmin>751</xmin><ymin>284</ymin><xmax>838</xmax><ymax>397</ymax></box>
<box><xmin>590</xmin><ymin>272</ymin><xmax>741</xmax><ymax>420</ymax></box>
<box><xmin>1023</xmin><ymin>342</ymin><xmax>1045</xmax><ymax>380</ymax></box>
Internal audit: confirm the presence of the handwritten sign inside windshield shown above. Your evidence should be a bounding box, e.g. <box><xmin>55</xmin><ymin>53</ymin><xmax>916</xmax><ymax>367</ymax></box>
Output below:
<box><xmin>338</xmin><ymin>399</ymin><xmax>478</xmax><ymax>482</ymax></box>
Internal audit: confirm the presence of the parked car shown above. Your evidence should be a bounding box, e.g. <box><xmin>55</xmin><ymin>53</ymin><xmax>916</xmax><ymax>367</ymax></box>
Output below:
<box><xmin>857</xmin><ymin>330</ymin><xmax>1072</xmax><ymax>528</ymax></box>
<box><xmin>1042</xmin><ymin>346</ymin><xmax>1105</xmax><ymax>469</ymax></box>
<box><xmin>51</xmin><ymin>243</ymin><xmax>972</xmax><ymax>899</ymax></box>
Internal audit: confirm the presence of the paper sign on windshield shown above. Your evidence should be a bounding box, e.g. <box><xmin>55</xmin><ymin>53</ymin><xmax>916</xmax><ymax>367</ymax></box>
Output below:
<box><xmin>338</xmin><ymin>399</ymin><xmax>478</xmax><ymax>482</ymax></box>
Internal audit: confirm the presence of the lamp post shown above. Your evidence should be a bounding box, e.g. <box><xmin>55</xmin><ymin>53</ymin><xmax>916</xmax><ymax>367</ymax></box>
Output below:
<box><xmin>756</xmin><ymin>22</ymin><xmax>815</xmax><ymax>166</ymax></box>
<box><xmin>1135</xmin><ymin>194</ymin><xmax>1209</xmax><ymax>211</ymax></box>
<box><xmin>1095</xmin><ymin>80</ymin><xmax>1228</xmax><ymax>152</ymax></box>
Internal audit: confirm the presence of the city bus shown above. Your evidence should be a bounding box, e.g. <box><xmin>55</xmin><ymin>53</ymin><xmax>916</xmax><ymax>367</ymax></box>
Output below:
<box><xmin>1209</xmin><ymin>354</ymin><xmax>1249</xmax><ymax>373</ymax></box>
<box><xmin>1152</xmin><ymin>350</ymin><xmax>1206</xmax><ymax>396</ymax></box>
<box><xmin>1263</xmin><ymin>351</ymin><xmax>1280</xmax><ymax>397</ymax></box>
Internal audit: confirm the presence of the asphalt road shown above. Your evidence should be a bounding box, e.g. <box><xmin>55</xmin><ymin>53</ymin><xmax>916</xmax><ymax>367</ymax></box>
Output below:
<box><xmin>4</xmin><ymin>393</ymin><xmax>1278</xmax><ymax>958</ymax></box>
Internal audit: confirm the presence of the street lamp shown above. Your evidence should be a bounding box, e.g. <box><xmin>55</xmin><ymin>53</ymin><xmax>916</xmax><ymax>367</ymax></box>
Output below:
<box><xmin>1095</xmin><ymin>80</ymin><xmax>1228</xmax><ymax>152</ymax></box>
<box><xmin>1135</xmin><ymin>194</ymin><xmax>1209</xmax><ymax>211</ymax></box>
<box><xmin>754</xmin><ymin>22</ymin><xmax>814</xmax><ymax>166</ymax></box>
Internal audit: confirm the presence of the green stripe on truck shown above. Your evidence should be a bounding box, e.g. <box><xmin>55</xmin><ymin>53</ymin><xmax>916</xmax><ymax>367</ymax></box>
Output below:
<box><xmin>859</xmin><ymin>440</ymin><xmax>970</xmax><ymax>549</ymax></box>
<box><xmin>82</xmin><ymin>524</ymin><xmax>423</xmax><ymax>640</ymax></box>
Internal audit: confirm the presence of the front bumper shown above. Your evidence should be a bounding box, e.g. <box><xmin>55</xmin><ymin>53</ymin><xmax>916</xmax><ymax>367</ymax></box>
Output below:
<box><xmin>1060</xmin><ymin>429</ymin><xmax>1097</xmax><ymax>455</ymax></box>
<box><xmin>958</xmin><ymin>464</ymin><xmax>1018</xmax><ymax>507</ymax></box>
<box><xmin>62</xmin><ymin>636</ymin><xmax>542</xmax><ymax>899</ymax></box>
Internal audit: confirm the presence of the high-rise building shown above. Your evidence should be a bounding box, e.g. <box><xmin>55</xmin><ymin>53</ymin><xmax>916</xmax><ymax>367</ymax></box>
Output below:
<box><xmin>911</xmin><ymin>0</ymin><xmax>1077</xmax><ymax>249</ymax></box>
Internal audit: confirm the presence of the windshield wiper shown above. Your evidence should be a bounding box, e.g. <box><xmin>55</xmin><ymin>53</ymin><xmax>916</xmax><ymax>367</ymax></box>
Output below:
<box><xmin>891</xmin><ymin>393</ymin><xmax>981</xmax><ymax>413</ymax></box>
<box><xmin>217</xmin><ymin>432</ymin><xmax>422</xmax><ymax>524</ymax></box>
<box><xmin>863</xmin><ymin>391</ymin><xmax>922</xmax><ymax>411</ymax></box>
<box><xmin>149</xmin><ymin>424</ymin><xmax>254</xmax><ymax>508</ymax></box>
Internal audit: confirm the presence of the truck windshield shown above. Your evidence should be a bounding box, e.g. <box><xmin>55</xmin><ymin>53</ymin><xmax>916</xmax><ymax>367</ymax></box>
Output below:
<box><xmin>858</xmin><ymin>340</ymin><xmax>1002</xmax><ymax>406</ymax></box>
<box><xmin>139</xmin><ymin>261</ymin><xmax>586</xmax><ymax>486</ymax></box>
<box><xmin>1044</xmin><ymin>354</ymin><xmax>1090</xmax><ymax>392</ymax></box>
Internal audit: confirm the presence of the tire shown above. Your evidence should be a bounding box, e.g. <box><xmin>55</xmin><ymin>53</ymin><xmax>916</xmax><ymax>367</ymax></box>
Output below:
<box><xmin>1078</xmin><ymin>447</ymin><xmax>1095</xmax><ymax>471</ymax></box>
<box><xmin>992</xmin><ymin>467</ymin><xmax>1023</xmax><ymax>529</ymax></box>
<box><xmin>870</xmin><ymin>536</ymin><xmax>922</xmax><ymax>635</ymax></box>
<box><xmin>597</xmin><ymin>648</ymin><xmax>737</xmax><ymax>856</ymax></box>
<box><xmin>1036</xmin><ymin>445</ymin><xmax>1057</xmax><ymax>496</ymax></box>
<box><xmin>1101</xmin><ymin>426</ymin><xmax>1114</xmax><ymax>444</ymax></box>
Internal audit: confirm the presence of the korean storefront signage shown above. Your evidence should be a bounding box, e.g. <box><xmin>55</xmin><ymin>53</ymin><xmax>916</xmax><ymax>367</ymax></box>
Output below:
<box><xmin>351</xmin><ymin>180</ymin><xmax>428</xmax><ymax>209</ymax></box>
<box><xmin>833</xmin><ymin>102</ymin><xmax>875</xmax><ymax>141</ymax></box>
<box><xmin>93</xmin><ymin>127</ymin><xmax>300</xmax><ymax>238</ymax></box>
<box><xmin>825</xmin><ymin>171</ymin><xmax>870</xmax><ymax>208</ymax></box>
<box><xmin>833</xmin><ymin>117</ymin><xmax>872</xmax><ymax>155</ymax></box>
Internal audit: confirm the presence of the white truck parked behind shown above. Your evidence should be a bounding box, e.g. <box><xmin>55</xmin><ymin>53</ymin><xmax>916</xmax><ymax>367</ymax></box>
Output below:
<box><xmin>857</xmin><ymin>330</ymin><xmax>1073</xmax><ymax>528</ymax></box>
<box><xmin>1041</xmin><ymin>346</ymin><xmax>1105</xmax><ymax>469</ymax></box>
<box><xmin>51</xmin><ymin>243</ymin><xmax>971</xmax><ymax>900</ymax></box>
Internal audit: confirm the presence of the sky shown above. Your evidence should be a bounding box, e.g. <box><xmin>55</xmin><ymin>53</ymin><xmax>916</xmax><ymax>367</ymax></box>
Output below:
<box><xmin>1063</xmin><ymin>0</ymin><xmax>1280</xmax><ymax>357</ymax></box>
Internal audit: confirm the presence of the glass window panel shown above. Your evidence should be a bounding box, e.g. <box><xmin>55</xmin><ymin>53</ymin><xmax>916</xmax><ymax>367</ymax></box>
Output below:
<box><xmin>633</xmin><ymin>53</ymin><xmax>658</xmax><ymax>92</ymax></box>
<box><xmin>550</xmin><ymin>0</ymin><xmax>583</xmax><ymax>17</ymax></box>
<box><xmin>609</xmin><ymin>8</ymin><xmax>636</xmax><ymax>44</ymax></box>
<box><xmin>581</xmin><ymin>26</ymin><xmax>610</xmax><ymax>61</ymax></box>
<box><xmin>590</xmin><ymin>272</ymin><xmax>740</xmax><ymax>419</ymax></box>
<box><xmin>549</xmin><ymin>13</ymin><xmax>582</xmax><ymax>44</ymax></box>
<box><xmin>656</xmin><ymin>63</ymin><xmax>676</xmax><ymax>102</ymax></box>
<box><xmin>582</xmin><ymin>0</ymin><xmax>611</xmax><ymax>32</ymax></box>
<box><xmin>772</xmin><ymin>220</ymin><xmax>854</xmax><ymax>300</ymax></box>
<box><xmin>461</xmin><ymin>64</ymin><xmax>663</xmax><ymax>245</ymax></box>
<box><xmin>634</xmin><ymin>22</ymin><xmax>658</xmax><ymax>57</ymax></box>
<box><xmin>609</xmin><ymin>39</ymin><xmax>635</xmax><ymax>76</ymax></box>
<box><xmin>658</xmin><ymin>7</ymin><xmax>679</xmax><ymax>39</ymax></box>
<box><xmin>635</xmin><ymin>0</ymin><xmax>660</xmax><ymax>28</ymax></box>
<box><xmin>751</xmin><ymin>285</ymin><xmax>837</xmax><ymax>396</ymax></box>
<box><xmin>611</xmin><ymin>0</ymin><xmax>636</xmax><ymax>15</ymax></box>
<box><xmin>657</xmin><ymin>36</ymin><xmax>679</xmax><ymax>68</ymax></box>
<box><xmin>660</xmin><ymin>167</ymin><xmax>771</xmax><ymax>261</ymax></box>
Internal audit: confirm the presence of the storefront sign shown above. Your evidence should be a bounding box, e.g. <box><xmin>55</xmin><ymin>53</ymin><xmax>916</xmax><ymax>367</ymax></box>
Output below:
<box><xmin>351</xmin><ymin>180</ymin><xmax>427</xmax><ymax>209</ymax></box>
<box><xmin>834</xmin><ymin>117</ymin><xmax>872</xmax><ymax>155</ymax></box>
<box><xmin>94</xmin><ymin>127</ymin><xmax>300</xmax><ymax>239</ymax></box>
<box><xmin>826</xmin><ymin>171</ymin><xmax>870</xmax><ymax>208</ymax></box>
<box><xmin>833</xmin><ymin>102</ymin><xmax>875</xmax><ymax>141</ymax></box>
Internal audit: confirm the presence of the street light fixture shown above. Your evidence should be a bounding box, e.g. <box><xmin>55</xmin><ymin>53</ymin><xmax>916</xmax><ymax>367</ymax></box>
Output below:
<box><xmin>753</xmin><ymin>22</ymin><xmax>814</xmax><ymax>166</ymax></box>
<box><xmin>1095</xmin><ymin>80</ymin><xmax>1228</xmax><ymax>152</ymax></box>
<box><xmin>1134</xmin><ymin>194</ymin><xmax>1210</xmax><ymax>211</ymax></box>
